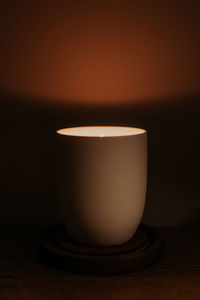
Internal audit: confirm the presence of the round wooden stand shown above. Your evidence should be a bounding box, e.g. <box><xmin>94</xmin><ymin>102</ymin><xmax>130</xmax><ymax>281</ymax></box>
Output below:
<box><xmin>39</xmin><ymin>223</ymin><xmax>163</xmax><ymax>275</ymax></box>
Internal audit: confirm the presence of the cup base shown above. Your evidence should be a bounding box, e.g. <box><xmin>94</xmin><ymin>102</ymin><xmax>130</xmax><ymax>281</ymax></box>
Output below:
<box><xmin>39</xmin><ymin>223</ymin><xmax>164</xmax><ymax>275</ymax></box>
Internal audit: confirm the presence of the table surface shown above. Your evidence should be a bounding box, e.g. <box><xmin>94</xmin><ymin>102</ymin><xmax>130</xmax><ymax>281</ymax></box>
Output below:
<box><xmin>0</xmin><ymin>227</ymin><xmax>200</xmax><ymax>300</ymax></box>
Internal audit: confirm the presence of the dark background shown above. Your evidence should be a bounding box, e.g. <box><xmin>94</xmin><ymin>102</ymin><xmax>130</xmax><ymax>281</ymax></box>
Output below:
<box><xmin>1</xmin><ymin>94</ymin><xmax>200</xmax><ymax>229</ymax></box>
<box><xmin>0</xmin><ymin>1</ymin><xmax>200</xmax><ymax>229</ymax></box>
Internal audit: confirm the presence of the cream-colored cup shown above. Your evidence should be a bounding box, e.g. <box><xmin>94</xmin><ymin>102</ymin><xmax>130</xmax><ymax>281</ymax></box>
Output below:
<box><xmin>57</xmin><ymin>126</ymin><xmax>147</xmax><ymax>246</ymax></box>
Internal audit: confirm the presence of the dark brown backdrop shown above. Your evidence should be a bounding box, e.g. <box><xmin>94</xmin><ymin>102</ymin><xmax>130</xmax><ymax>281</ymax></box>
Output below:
<box><xmin>1</xmin><ymin>94</ymin><xmax>200</xmax><ymax>229</ymax></box>
<box><xmin>0</xmin><ymin>0</ymin><xmax>200</xmax><ymax>229</ymax></box>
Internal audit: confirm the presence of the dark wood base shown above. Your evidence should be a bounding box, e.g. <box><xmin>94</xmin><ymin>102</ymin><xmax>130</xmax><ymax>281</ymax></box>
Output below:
<box><xmin>39</xmin><ymin>223</ymin><xmax>164</xmax><ymax>275</ymax></box>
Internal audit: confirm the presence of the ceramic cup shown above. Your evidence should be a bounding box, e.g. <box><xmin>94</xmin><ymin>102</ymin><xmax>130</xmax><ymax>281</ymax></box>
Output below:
<box><xmin>57</xmin><ymin>126</ymin><xmax>147</xmax><ymax>246</ymax></box>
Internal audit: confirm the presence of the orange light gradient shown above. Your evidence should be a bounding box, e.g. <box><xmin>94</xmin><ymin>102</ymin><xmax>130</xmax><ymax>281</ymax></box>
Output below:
<box><xmin>0</xmin><ymin>1</ymin><xmax>200</xmax><ymax>105</ymax></box>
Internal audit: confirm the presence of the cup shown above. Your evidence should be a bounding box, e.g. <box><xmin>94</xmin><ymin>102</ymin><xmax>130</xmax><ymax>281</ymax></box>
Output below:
<box><xmin>57</xmin><ymin>126</ymin><xmax>147</xmax><ymax>246</ymax></box>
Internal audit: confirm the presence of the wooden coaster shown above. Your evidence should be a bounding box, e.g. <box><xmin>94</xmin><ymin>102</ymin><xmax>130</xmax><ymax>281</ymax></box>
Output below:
<box><xmin>39</xmin><ymin>223</ymin><xmax>163</xmax><ymax>275</ymax></box>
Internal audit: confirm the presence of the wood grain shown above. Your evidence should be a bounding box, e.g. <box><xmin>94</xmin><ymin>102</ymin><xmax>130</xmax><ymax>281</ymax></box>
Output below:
<box><xmin>0</xmin><ymin>228</ymin><xmax>199</xmax><ymax>300</ymax></box>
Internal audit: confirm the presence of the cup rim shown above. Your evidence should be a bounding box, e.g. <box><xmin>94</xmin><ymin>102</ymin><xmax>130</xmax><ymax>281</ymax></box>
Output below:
<box><xmin>56</xmin><ymin>126</ymin><xmax>146</xmax><ymax>138</ymax></box>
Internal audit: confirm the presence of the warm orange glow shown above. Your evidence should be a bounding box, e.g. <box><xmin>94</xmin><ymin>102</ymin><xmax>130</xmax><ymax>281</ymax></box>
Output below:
<box><xmin>57</xmin><ymin>126</ymin><xmax>146</xmax><ymax>137</ymax></box>
<box><xmin>0</xmin><ymin>1</ymin><xmax>199</xmax><ymax>105</ymax></box>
